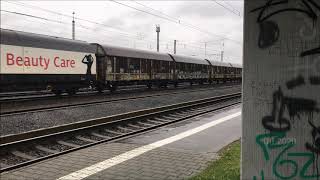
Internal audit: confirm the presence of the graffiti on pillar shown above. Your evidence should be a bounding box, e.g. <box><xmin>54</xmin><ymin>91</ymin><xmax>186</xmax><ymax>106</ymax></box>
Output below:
<box><xmin>252</xmin><ymin>77</ymin><xmax>320</xmax><ymax>179</ymax></box>
<box><xmin>250</xmin><ymin>0</ymin><xmax>320</xmax><ymax>57</ymax></box>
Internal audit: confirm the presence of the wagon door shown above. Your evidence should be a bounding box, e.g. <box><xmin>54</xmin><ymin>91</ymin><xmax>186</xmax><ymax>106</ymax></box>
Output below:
<box><xmin>95</xmin><ymin>54</ymin><xmax>107</xmax><ymax>91</ymax></box>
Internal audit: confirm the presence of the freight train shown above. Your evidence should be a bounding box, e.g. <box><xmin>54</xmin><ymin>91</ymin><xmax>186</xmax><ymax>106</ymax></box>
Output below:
<box><xmin>0</xmin><ymin>29</ymin><xmax>242</xmax><ymax>95</ymax></box>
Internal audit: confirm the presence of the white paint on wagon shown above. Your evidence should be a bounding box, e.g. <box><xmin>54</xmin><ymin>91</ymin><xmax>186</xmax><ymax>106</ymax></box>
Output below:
<box><xmin>57</xmin><ymin>111</ymin><xmax>241</xmax><ymax>180</ymax></box>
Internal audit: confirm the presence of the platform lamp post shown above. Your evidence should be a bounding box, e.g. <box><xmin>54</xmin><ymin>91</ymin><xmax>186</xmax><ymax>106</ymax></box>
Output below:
<box><xmin>156</xmin><ymin>25</ymin><xmax>160</xmax><ymax>52</ymax></box>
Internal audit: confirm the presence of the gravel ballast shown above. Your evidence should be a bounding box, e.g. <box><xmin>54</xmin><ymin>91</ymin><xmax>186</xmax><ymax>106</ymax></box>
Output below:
<box><xmin>0</xmin><ymin>85</ymin><xmax>241</xmax><ymax>136</ymax></box>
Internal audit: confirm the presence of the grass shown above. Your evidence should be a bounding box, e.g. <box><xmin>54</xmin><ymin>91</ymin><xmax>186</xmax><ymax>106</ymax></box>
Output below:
<box><xmin>190</xmin><ymin>140</ymin><xmax>241</xmax><ymax>180</ymax></box>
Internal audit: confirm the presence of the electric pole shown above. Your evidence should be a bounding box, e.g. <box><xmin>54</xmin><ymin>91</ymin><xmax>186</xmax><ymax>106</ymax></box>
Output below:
<box><xmin>204</xmin><ymin>42</ymin><xmax>207</xmax><ymax>57</ymax></box>
<box><xmin>174</xmin><ymin>40</ymin><xmax>177</xmax><ymax>54</ymax></box>
<box><xmin>221</xmin><ymin>40</ymin><xmax>224</xmax><ymax>62</ymax></box>
<box><xmin>72</xmin><ymin>12</ymin><xmax>75</xmax><ymax>40</ymax></box>
<box><xmin>156</xmin><ymin>25</ymin><xmax>160</xmax><ymax>52</ymax></box>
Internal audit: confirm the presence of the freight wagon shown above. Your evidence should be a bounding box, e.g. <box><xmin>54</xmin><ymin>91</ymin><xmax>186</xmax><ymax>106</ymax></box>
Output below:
<box><xmin>0</xmin><ymin>29</ymin><xmax>242</xmax><ymax>95</ymax></box>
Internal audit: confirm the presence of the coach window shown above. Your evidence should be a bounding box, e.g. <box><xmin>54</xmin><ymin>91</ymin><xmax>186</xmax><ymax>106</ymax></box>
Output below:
<box><xmin>202</xmin><ymin>65</ymin><xmax>207</xmax><ymax>73</ymax></box>
<box><xmin>161</xmin><ymin>61</ymin><xmax>169</xmax><ymax>73</ymax></box>
<box><xmin>182</xmin><ymin>63</ymin><xmax>186</xmax><ymax>73</ymax></box>
<box><xmin>141</xmin><ymin>59</ymin><xmax>147</xmax><ymax>74</ymax></box>
<box><xmin>117</xmin><ymin>56</ymin><xmax>128</xmax><ymax>73</ymax></box>
<box><xmin>182</xmin><ymin>63</ymin><xmax>187</xmax><ymax>73</ymax></box>
<box><xmin>190</xmin><ymin>63</ymin><xmax>194</xmax><ymax>73</ymax></box>
<box><xmin>180</xmin><ymin>63</ymin><xmax>185</xmax><ymax>73</ymax></box>
<box><xmin>110</xmin><ymin>56</ymin><xmax>115</xmax><ymax>73</ymax></box>
<box><xmin>130</xmin><ymin>58</ymin><xmax>140</xmax><ymax>73</ymax></box>
<box><xmin>217</xmin><ymin>66</ymin><xmax>220</xmax><ymax>74</ymax></box>
<box><xmin>194</xmin><ymin>64</ymin><xmax>199</xmax><ymax>73</ymax></box>
<box><xmin>154</xmin><ymin>60</ymin><xmax>160</xmax><ymax>73</ymax></box>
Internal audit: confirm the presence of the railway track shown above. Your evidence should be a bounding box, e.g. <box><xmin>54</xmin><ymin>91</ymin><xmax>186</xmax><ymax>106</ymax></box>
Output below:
<box><xmin>0</xmin><ymin>85</ymin><xmax>148</xmax><ymax>102</ymax></box>
<box><xmin>0</xmin><ymin>82</ymin><xmax>240</xmax><ymax>103</ymax></box>
<box><xmin>0</xmin><ymin>92</ymin><xmax>241</xmax><ymax>173</ymax></box>
<box><xmin>1</xmin><ymin>83</ymin><xmax>241</xmax><ymax>116</ymax></box>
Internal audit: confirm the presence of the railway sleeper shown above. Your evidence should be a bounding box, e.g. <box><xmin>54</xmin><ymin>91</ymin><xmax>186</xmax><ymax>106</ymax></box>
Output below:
<box><xmin>136</xmin><ymin>121</ymin><xmax>155</xmax><ymax>127</ymax></box>
<box><xmin>35</xmin><ymin>145</ymin><xmax>60</xmax><ymax>154</ymax></box>
<box><xmin>11</xmin><ymin>151</ymin><xmax>35</xmax><ymax>160</ymax></box>
<box><xmin>152</xmin><ymin>117</ymin><xmax>172</xmax><ymax>122</ymax></box>
<box><xmin>75</xmin><ymin>136</ymin><xmax>98</xmax><ymax>143</ymax></box>
<box><xmin>104</xmin><ymin>129</ymin><xmax>122</xmax><ymax>135</ymax></box>
<box><xmin>145</xmin><ymin>119</ymin><xmax>163</xmax><ymax>124</ymax></box>
<box><xmin>173</xmin><ymin>112</ymin><xmax>192</xmax><ymax>116</ymax></box>
<box><xmin>116</xmin><ymin>126</ymin><xmax>135</xmax><ymax>132</ymax></box>
<box><xmin>160</xmin><ymin>115</ymin><xmax>179</xmax><ymax>120</ymax></box>
<box><xmin>91</xmin><ymin>132</ymin><xmax>111</xmax><ymax>139</ymax></box>
<box><xmin>167</xmin><ymin>114</ymin><xmax>187</xmax><ymax>118</ymax></box>
<box><xmin>57</xmin><ymin>141</ymin><xmax>80</xmax><ymax>148</ymax></box>
<box><xmin>126</xmin><ymin>123</ymin><xmax>144</xmax><ymax>129</ymax></box>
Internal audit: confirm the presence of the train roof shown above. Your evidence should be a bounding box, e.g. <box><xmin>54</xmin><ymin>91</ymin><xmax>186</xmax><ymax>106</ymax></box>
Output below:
<box><xmin>207</xmin><ymin>59</ymin><xmax>242</xmax><ymax>68</ymax></box>
<box><xmin>230</xmin><ymin>63</ymin><xmax>242</xmax><ymax>68</ymax></box>
<box><xmin>0</xmin><ymin>28</ymin><xmax>95</xmax><ymax>53</ymax></box>
<box><xmin>170</xmin><ymin>54</ymin><xmax>209</xmax><ymax>65</ymax></box>
<box><xmin>96</xmin><ymin>44</ymin><xmax>173</xmax><ymax>61</ymax></box>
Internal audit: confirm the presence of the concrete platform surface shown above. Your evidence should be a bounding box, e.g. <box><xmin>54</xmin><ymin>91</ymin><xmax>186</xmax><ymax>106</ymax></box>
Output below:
<box><xmin>1</xmin><ymin>105</ymin><xmax>241</xmax><ymax>180</ymax></box>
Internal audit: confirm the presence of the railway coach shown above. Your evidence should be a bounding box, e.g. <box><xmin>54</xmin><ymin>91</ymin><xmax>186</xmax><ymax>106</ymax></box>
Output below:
<box><xmin>0</xmin><ymin>28</ymin><xmax>96</xmax><ymax>95</ymax></box>
<box><xmin>0</xmin><ymin>29</ymin><xmax>242</xmax><ymax>95</ymax></box>
<box><xmin>93</xmin><ymin>44</ymin><xmax>175</xmax><ymax>92</ymax></box>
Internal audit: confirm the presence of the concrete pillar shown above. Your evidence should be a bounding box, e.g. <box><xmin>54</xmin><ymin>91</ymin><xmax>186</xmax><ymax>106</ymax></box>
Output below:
<box><xmin>242</xmin><ymin>0</ymin><xmax>320</xmax><ymax>180</ymax></box>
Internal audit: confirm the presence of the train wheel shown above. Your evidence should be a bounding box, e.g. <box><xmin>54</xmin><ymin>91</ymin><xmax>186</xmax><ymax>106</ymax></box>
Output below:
<box><xmin>67</xmin><ymin>89</ymin><xmax>76</xmax><ymax>96</ymax></box>
<box><xmin>147</xmin><ymin>84</ymin><xmax>152</xmax><ymax>89</ymax></box>
<box><xmin>97</xmin><ymin>87</ymin><xmax>103</xmax><ymax>93</ymax></box>
<box><xmin>52</xmin><ymin>90</ymin><xmax>62</xmax><ymax>96</ymax></box>
<box><xmin>174</xmin><ymin>82</ymin><xmax>178</xmax><ymax>88</ymax></box>
<box><xmin>109</xmin><ymin>85</ymin><xmax>117</xmax><ymax>93</ymax></box>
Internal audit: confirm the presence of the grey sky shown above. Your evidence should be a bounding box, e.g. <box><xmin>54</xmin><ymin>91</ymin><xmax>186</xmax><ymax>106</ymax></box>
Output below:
<box><xmin>1</xmin><ymin>1</ymin><xmax>244</xmax><ymax>64</ymax></box>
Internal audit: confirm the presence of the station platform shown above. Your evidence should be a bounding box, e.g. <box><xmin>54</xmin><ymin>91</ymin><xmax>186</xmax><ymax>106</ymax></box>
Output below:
<box><xmin>1</xmin><ymin>105</ymin><xmax>241</xmax><ymax>180</ymax></box>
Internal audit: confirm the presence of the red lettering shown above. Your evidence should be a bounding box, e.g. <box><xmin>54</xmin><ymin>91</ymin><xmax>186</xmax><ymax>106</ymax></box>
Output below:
<box><xmin>54</xmin><ymin>56</ymin><xmax>60</xmax><ymax>67</ymax></box>
<box><xmin>70</xmin><ymin>60</ymin><xmax>75</xmax><ymax>68</ymax></box>
<box><xmin>6</xmin><ymin>53</ymin><xmax>14</xmax><ymax>65</ymax></box>
<box><xmin>16</xmin><ymin>56</ymin><xmax>23</xmax><ymax>66</ymax></box>
<box><xmin>60</xmin><ymin>59</ymin><xmax>66</xmax><ymax>67</ymax></box>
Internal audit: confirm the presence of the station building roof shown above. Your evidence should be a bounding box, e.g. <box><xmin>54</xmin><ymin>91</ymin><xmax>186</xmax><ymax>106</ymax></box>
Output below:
<box><xmin>170</xmin><ymin>54</ymin><xmax>209</xmax><ymax>65</ymax></box>
<box><xmin>0</xmin><ymin>28</ymin><xmax>95</xmax><ymax>53</ymax></box>
<box><xmin>97</xmin><ymin>44</ymin><xmax>173</xmax><ymax>61</ymax></box>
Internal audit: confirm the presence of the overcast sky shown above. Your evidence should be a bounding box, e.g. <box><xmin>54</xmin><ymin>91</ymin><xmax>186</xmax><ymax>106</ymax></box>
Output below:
<box><xmin>1</xmin><ymin>1</ymin><xmax>244</xmax><ymax>64</ymax></box>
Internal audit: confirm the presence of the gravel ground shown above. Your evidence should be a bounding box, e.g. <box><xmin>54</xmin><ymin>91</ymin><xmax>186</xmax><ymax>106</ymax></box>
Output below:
<box><xmin>0</xmin><ymin>83</ymin><xmax>239</xmax><ymax>113</ymax></box>
<box><xmin>0</xmin><ymin>85</ymin><xmax>241</xmax><ymax>136</ymax></box>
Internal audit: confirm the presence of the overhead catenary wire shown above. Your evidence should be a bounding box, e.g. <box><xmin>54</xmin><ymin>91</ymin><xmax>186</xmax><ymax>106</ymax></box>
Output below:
<box><xmin>2</xmin><ymin>0</ymin><xmax>228</xmax><ymax>49</ymax></box>
<box><xmin>1</xmin><ymin>13</ymin><xmax>235</xmax><ymax>61</ymax></box>
<box><xmin>2</xmin><ymin>1</ymin><xmax>139</xmax><ymax>37</ymax></box>
<box><xmin>0</xmin><ymin>9</ymin><xmax>154</xmax><ymax>44</ymax></box>
<box><xmin>1</xmin><ymin>1</ymin><xmax>234</xmax><ymax>57</ymax></box>
<box><xmin>211</xmin><ymin>0</ymin><xmax>242</xmax><ymax>17</ymax></box>
<box><xmin>2</xmin><ymin>1</ymin><xmax>213</xmax><ymax>49</ymax></box>
<box><xmin>0</xmin><ymin>9</ymin><xmax>203</xmax><ymax>53</ymax></box>
<box><xmin>110</xmin><ymin>0</ymin><xmax>241</xmax><ymax>44</ymax></box>
<box><xmin>224</xmin><ymin>1</ymin><xmax>241</xmax><ymax>15</ymax></box>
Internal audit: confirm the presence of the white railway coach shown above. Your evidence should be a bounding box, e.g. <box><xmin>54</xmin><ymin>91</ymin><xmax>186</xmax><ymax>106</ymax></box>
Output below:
<box><xmin>0</xmin><ymin>29</ymin><xmax>96</xmax><ymax>95</ymax></box>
